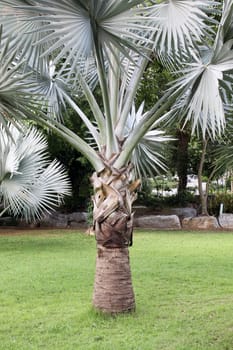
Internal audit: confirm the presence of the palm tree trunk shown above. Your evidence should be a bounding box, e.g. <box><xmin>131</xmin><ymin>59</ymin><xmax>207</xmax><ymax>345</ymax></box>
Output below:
<box><xmin>93</xmin><ymin>245</ymin><xmax>135</xmax><ymax>313</ymax></box>
<box><xmin>91</xmin><ymin>165</ymin><xmax>139</xmax><ymax>314</ymax></box>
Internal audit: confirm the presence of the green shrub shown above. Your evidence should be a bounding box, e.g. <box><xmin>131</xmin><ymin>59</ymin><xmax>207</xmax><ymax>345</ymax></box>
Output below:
<box><xmin>208</xmin><ymin>192</ymin><xmax>233</xmax><ymax>216</ymax></box>
<box><xmin>165</xmin><ymin>191</ymin><xmax>197</xmax><ymax>207</ymax></box>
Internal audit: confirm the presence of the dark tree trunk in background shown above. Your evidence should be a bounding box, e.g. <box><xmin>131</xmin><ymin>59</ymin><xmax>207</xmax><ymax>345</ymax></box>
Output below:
<box><xmin>176</xmin><ymin>129</ymin><xmax>191</xmax><ymax>199</ymax></box>
<box><xmin>198</xmin><ymin>138</ymin><xmax>209</xmax><ymax>216</ymax></box>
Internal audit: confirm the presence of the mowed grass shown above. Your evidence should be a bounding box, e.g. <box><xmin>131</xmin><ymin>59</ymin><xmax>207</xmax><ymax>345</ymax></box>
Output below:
<box><xmin>0</xmin><ymin>229</ymin><xmax>233</xmax><ymax>350</ymax></box>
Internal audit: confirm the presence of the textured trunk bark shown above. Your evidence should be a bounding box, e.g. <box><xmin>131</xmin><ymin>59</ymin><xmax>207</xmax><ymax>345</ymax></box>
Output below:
<box><xmin>93</xmin><ymin>245</ymin><xmax>135</xmax><ymax>313</ymax></box>
<box><xmin>91</xmin><ymin>165</ymin><xmax>139</xmax><ymax>314</ymax></box>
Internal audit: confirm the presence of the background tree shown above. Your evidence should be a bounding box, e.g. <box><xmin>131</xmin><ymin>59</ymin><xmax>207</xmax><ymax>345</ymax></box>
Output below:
<box><xmin>0</xmin><ymin>0</ymin><xmax>233</xmax><ymax>314</ymax></box>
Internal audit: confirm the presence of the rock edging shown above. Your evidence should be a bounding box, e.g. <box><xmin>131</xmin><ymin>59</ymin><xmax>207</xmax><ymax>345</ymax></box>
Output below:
<box><xmin>134</xmin><ymin>215</ymin><xmax>181</xmax><ymax>230</ymax></box>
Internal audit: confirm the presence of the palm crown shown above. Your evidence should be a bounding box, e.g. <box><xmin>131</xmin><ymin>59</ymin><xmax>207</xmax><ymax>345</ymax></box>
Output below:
<box><xmin>0</xmin><ymin>0</ymin><xmax>232</xmax><ymax>177</ymax></box>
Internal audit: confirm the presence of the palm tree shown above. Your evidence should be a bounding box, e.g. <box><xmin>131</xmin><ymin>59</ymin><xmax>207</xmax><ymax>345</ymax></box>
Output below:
<box><xmin>0</xmin><ymin>0</ymin><xmax>233</xmax><ymax>313</ymax></box>
<box><xmin>0</xmin><ymin>123</ymin><xmax>71</xmax><ymax>221</ymax></box>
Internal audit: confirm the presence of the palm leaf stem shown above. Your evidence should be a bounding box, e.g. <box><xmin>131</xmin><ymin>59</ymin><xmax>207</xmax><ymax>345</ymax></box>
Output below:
<box><xmin>0</xmin><ymin>205</ymin><xmax>10</xmax><ymax>218</ymax></box>
<box><xmin>36</xmin><ymin>116</ymin><xmax>104</xmax><ymax>172</ymax></box>
<box><xmin>109</xmin><ymin>49</ymin><xmax>120</xmax><ymax>126</ymax></box>
<box><xmin>77</xmin><ymin>74</ymin><xmax>105</xmax><ymax>136</ymax></box>
<box><xmin>114</xmin><ymin>88</ymin><xmax>178</xmax><ymax>168</ymax></box>
<box><xmin>116</xmin><ymin>56</ymin><xmax>148</xmax><ymax>138</ymax></box>
<box><xmin>94</xmin><ymin>36</ymin><xmax>119</xmax><ymax>157</ymax></box>
<box><xmin>64</xmin><ymin>94</ymin><xmax>101</xmax><ymax>149</ymax></box>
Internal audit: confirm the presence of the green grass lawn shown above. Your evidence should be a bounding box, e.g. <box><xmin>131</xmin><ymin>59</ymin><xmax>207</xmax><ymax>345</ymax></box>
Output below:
<box><xmin>0</xmin><ymin>229</ymin><xmax>233</xmax><ymax>350</ymax></box>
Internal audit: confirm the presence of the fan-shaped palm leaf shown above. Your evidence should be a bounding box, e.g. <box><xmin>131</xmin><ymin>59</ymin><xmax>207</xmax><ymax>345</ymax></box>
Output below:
<box><xmin>8</xmin><ymin>0</ymin><xmax>153</xmax><ymax>73</ymax></box>
<box><xmin>0</xmin><ymin>123</ymin><xmax>71</xmax><ymax>221</ymax></box>
<box><xmin>166</xmin><ymin>7</ymin><xmax>233</xmax><ymax>139</ymax></box>
<box><xmin>124</xmin><ymin>103</ymin><xmax>172</xmax><ymax>178</ymax></box>
<box><xmin>172</xmin><ymin>61</ymin><xmax>227</xmax><ymax>137</ymax></box>
<box><xmin>151</xmin><ymin>0</ymin><xmax>219</xmax><ymax>56</ymax></box>
<box><xmin>0</xmin><ymin>27</ymin><xmax>42</xmax><ymax>129</ymax></box>
<box><xmin>0</xmin><ymin>0</ymin><xmax>51</xmax><ymax>68</ymax></box>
